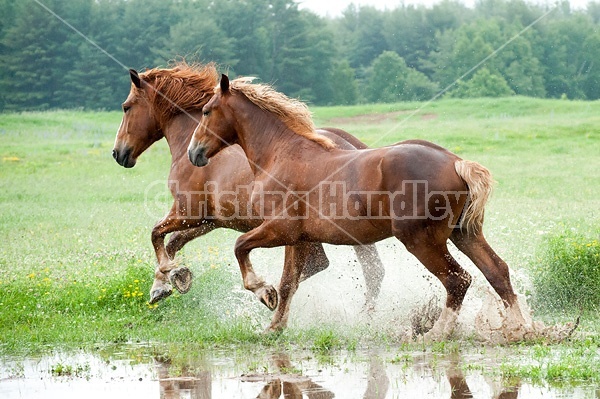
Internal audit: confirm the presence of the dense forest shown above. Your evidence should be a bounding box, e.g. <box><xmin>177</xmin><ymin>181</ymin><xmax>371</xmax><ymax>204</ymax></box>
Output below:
<box><xmin>2</xmin><ymin>0</ymin><xmax>600</xmax><ymax>111</ymax></box>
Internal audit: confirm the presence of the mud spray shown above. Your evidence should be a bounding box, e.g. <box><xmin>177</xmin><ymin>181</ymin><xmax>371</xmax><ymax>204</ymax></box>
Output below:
<box><xmin>247</xmin><ymin>237</ymin><xmax>575</xmax><ymax>344</ymax></box>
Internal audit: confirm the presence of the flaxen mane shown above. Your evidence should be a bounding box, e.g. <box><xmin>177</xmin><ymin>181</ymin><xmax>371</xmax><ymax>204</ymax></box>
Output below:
<box><xmin>137</xmin><ymin>62</ymin><xmax>219</xmax><ymax>126</ymax></box>
<box><xmin>226</xmin><ymin>78</ymin><xmax>336</xmax><ymax>150</ymax></box>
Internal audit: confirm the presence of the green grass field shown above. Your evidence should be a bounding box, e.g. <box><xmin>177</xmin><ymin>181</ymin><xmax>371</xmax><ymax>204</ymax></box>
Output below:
<box><xmin>0</xmin><ymin>98</ymin><xmax>599</xmax><ymax>362</ymax></box>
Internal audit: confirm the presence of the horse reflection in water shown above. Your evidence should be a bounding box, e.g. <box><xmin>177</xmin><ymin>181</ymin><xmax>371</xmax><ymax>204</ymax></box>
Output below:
<box><xmin>112</xmin><ymin>62</ymin><xmax>385</xmax><ymax>326</ymax></box>
<box><xmin>252</xmin><ymin>353</ymin><xmax>334</xmax><ymax>399</ymax></box>
<box><xmin>444</xmin><ymin>358</ymin><xmax>520</xmax><ymax>399</ymax></box>
<box><xmin>156</xmin><ymin>360</ymin><xmax>211</xmax><ymax>399</ymax></box>
<box><xmin>154</xmin><ymin>352</ymin><xmax>520</xmax><ymax>399</ymax></box>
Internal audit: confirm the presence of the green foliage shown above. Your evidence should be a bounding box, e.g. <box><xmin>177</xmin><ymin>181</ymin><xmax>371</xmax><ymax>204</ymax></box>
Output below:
<box><xmin>450</xmin><ymin>68</ymin><xmax>514</xmax><ymax>97</ymax></box>
<box><xmin>531</xmin><ymin>231</ymin><xmax>600</xmax><ymax>312</ymax></box>
<box><xmin>330</xmin><ymin>59</ymin><xmax>359</xmax><ymax>105</ymax></box>
<box><xmin>3</xmin><ymin>0</ymin><xmax>600</xmax><ymax>109</ymax></box>
<box><xmin>50</xmin><ymin>362</ymin><xmax>91</xmax><ymax>377</ymax></box>
<box><xmin>500</xmin><ymin>341</ymin><xmax>600</xmax><ymax>384</ymax></box>
<box><xmin>311</xmin><ymin>329</ymin><xmax>342</xmax><ymax>353</ymax></box>
<box><xmin>433</xmin><ymin>17</ymin><xmax>545</xmax><ymax>97</ymax></box>
<box><xmin>365</xmin><ymin>51</ymin><xmax>438</xmax><ymax>102</ymax></box>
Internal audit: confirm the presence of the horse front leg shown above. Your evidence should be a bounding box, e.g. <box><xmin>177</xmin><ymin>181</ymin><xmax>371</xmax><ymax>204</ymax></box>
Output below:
<box><xmin>165</xmin><ymin>225</ymin><xmax>216</xmax><ymax>258</ymax></box>
<box><xmin>149</xmin><ymin>204</ymin><xmax>206</xmax><ymax>303</ymax></box>
<box><xmin>234</xmin><ymin>224</ymin><xmax>290</xmax><ymax>312</ymax></box>
<box><xmin>268</xmin><ymin>242</ymin><xmax>318</xmax><ymax>332</ymax></box>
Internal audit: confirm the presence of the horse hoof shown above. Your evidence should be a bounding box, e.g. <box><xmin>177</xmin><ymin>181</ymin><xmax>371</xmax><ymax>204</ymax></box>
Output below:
<box><xmin>259</xmin><ymin>285</ymin><xmax>278</xmax><ymax>311</ymax></box>
<box><xmin>169</xmin><ymin>267</ymin><xmax>193</xmax><ymax>294</ymax></box>
<box><xmin>149</xmin><ymin>286</ymin><xmax>173</xmax><ymax>304</ymax></box>
<box><xmin>263</xmin><ymin>324</ymin><xmax>285</xmax><ymax>334</ymax></box>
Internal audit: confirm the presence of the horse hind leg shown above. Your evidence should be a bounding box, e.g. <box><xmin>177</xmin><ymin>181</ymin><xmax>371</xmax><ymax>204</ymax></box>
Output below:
<box><xmin>450</xmin><ymin>229</ymin><xmax>530</xmax><ymax>340</ymax></box>
<box><xmin>298</xmin><ymin>243</ymin><xmax>329</xmax><ymax>282</ymax></box>
<box><xmin>353</xmin><ymin>244</ymin><xmax>385</xmax><ymax>311</ymax></box>
<box><xmin>450</xmin><ymin>230</ymin><xmax>518</xmax><ymax>305</ymax></box>
<box><xmin>401</xmin><ymin>237</ymin><xmax>472</xmax><ymax>341</ymax></box>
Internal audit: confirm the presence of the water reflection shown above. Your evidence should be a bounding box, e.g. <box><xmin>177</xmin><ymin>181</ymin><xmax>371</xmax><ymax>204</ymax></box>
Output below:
<box><xmin>444</xmin><ymin>357</ymin><xmax>520</xmax><ymax>399</ymax></box>
<box><xmin>1</xmin><ymin>347</ymin><xmax>597</xmax><ymax>399</ymax></box>
<box><xmin>363</xmin><ymin>356</ymin><xmax>389</xmax><ymax>399</ymax></box>
<box><xmin>252</xmin><ymin>353</ymin><xmax>334</xmax><ymax>399</ymax></box>
<box><xmin>151</xmin><ymin>351</ymin><xmax>522</xmax><ymax>399</ymax></box>
<box><xmin>156</xmin><ymin>360</ymin><xmax>211</xmax><ymax>399</ymax></box>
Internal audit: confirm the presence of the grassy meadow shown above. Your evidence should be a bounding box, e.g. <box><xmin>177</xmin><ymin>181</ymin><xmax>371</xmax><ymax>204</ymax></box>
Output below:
<box><xmin>1</xmin><ymin>97</ymin><xmax>599</xmax><ymax>379</ymax></box>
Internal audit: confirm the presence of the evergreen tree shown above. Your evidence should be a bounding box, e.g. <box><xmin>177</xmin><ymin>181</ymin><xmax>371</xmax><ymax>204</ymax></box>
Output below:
<box><xmin>270</xmin><ymin>7</ymin><xmax>337</xmax><ymax>104</ymax></box>
<box><xmin>213</xmin><ymin>0</ymin><xmax>270</xmax><ymax>77</ymax></box>
<box><xmin>4</xmin><ymin>0</ymin><xmax>600</xmax><ymax>109</ymax></box>
<box><xmin>67</xmin><ymin>0</ymin><xmax>129</xmax><ymax>110</ymax></box>
<box><xmin>0</xmin><ymin>0</ymin><xmax>91</xmax><ymax>110</ymax></box>
<box><xmin>330</xmin><ymin>59</ymin><xmax>359</xmax><ymax>105</ymax></box>
<box><xmin>343</xmin><ymin>6</ymin><xmax>388</xmax><ymax>69</ymax></box>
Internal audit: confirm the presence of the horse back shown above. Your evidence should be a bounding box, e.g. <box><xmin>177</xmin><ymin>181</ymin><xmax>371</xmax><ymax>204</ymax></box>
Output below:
<box><xmin>380</xmin><ymin>142</ymin><xmax>464</xmax><ymax>190</ymax></box>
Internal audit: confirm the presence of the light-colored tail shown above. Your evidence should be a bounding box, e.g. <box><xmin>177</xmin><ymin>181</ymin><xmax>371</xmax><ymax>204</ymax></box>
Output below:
<box><xmin>454</xmin><ymin>159</ymin><xmax>494</xmax><ymax>234</ymax></box>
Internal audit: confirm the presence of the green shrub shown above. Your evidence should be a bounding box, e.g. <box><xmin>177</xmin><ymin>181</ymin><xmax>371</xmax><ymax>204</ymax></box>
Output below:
<box><xmin>532</xmin><ymin>231</ymin><xmax>600</xmax><ymax>312</ymax></box>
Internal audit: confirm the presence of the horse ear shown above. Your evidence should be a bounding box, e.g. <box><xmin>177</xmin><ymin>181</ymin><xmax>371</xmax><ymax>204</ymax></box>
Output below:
<box><xmin>220</xmin><ymin>74</ymin><xmax>230</xmax><ymax>93</ymax></box>
<box><xmin>129</xmin><ymin>69</ymin><xmax>142</xmax><ymax>89</ymax></box>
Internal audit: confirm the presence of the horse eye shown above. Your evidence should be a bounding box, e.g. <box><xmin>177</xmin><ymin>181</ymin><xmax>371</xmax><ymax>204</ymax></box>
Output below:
<box><xmin>203</xmin><ymin>110</ymin><xmax>210</xmax><ymax>117</ymax></box>
<box><xmin>123</xmin><ymin>105</ymin><xmax>131</xmax><ymax>113</ymax></box>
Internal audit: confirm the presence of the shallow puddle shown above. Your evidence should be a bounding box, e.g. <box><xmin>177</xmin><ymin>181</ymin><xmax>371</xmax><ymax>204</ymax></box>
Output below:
<box><xmin>1</xmin><ymin>345</ymin><xmax>598</xmax><ymax>398</ymax></box>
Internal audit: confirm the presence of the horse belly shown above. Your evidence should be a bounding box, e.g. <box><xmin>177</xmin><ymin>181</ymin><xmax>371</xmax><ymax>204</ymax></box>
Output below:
<box><xmin>302</xmin><ymin>214</ymin><xmax>391</xmax><ymax>245</ymax></box>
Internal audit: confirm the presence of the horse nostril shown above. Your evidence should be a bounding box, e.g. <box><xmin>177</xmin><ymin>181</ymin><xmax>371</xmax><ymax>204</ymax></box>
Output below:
<box><xmin>112</xmin><ymin>149</ymin><xmax>117</xmax><ymax>160</ymax></box>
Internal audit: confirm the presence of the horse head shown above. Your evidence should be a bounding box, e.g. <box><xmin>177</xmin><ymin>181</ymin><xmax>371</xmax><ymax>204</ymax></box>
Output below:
<box><xmin>112</xmin><ymin>69</ymin><xmax>163</xmax><ymax>168</ymax></box>
<box><xmin>188</xmin><ymin>74</ymin><xmax>238</xmax><ymax>167</ymax></box>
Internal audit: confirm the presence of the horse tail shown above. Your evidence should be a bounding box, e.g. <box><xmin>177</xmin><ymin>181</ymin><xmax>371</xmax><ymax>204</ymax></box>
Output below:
<box><xmin>454</xmin><ymin>159</ymin><xmax>494</xmax><ymax>234</ymax></box>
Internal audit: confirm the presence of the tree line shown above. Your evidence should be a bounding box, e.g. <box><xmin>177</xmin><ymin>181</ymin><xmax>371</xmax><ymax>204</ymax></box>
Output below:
<box><xmin>2</xmin><ymin>0</ymin><xmax>600</xmax><ymax>111</ymax></box>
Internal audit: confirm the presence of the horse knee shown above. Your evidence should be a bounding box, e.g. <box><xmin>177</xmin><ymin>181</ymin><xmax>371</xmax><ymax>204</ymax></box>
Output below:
<box><xmin>151</xmin><ymin>223</ymin><xmax>167</xmax><ymax>246</ymax></box>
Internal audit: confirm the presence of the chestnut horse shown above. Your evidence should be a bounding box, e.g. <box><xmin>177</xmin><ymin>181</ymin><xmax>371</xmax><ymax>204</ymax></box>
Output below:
<box><xmin>187</xmin><ymin>74</ymin><xmax>530</xmax><ymax>340</ymax></box>
<box><xmin>112</xmin><ymin>63</ymin><xmax>385</xmax><ymax>326</ymax></box>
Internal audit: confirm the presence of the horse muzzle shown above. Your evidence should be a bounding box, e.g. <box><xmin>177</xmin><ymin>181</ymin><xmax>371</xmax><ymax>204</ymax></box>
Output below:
<box><xmin>188</xmin><ymin>145</ymin><xmax>209</xmax><ymax>167</ymax></box>
<box><xmin>112</xmin><ymin>147</ymin><xmax>136</xmax><ymax>168</ymax></box>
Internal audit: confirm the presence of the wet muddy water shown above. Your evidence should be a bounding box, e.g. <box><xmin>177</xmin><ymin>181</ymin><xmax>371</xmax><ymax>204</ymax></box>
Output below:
<box><xmin>1</xmin><ymin>346</ymin><xmax>598</xmax><ymax>398</ymax></box>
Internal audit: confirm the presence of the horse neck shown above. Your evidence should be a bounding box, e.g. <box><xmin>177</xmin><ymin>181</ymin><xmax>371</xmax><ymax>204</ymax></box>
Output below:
<box><xmin>234</xmin><ymin>102</ymin><xmax>318</xmax><ymax>173</ymax></box>
<box><xmin>162</xmin><ymin>112</ymin><xmax>201</xmax><ymax>162</ymax></box>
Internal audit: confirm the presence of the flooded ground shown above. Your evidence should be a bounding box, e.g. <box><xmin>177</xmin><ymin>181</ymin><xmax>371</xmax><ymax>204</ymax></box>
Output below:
<box><xmin>1</xmin><ymin>345</ymin><xmax>599</xmax><ymax>398</ymax></box>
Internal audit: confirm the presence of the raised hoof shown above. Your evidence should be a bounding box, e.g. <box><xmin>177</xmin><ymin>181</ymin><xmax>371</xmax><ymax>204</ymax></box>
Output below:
<box><xmin>149</xmin><ymin>286</ymin><xmax>173</xmax><ymax>304</ymax></box>
<box><xmin>169</xmin><ymin>267</ymin><xmax>193</xmax><ymax>294</ymax></box>
<box><xmin>258</xmin><ymin>285</ymin><xmax>279</xmax><ymax>311</ymax></box>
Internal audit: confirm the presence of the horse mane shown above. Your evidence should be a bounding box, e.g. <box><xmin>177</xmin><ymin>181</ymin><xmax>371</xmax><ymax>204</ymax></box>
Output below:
<box><xmin>226</xmin><ymin>79</ymin><xmax>336</xmax><ymax>150</ymax></box>
<box><xmin>137</xmin><ymin>61</ymin><xmax>219</xmax><ymax>126</ymax></box>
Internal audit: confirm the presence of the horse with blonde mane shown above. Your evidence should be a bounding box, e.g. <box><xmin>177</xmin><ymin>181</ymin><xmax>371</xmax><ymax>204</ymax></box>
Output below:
<box><xmin>187</xmin><ymin>74</ymin><xmax>532</xmax><ymax>340</ymax></box>
<box><xmin>112</xmin><ymin>62</ymin><xmax>385</xmax><ymax>329</ymax></box>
